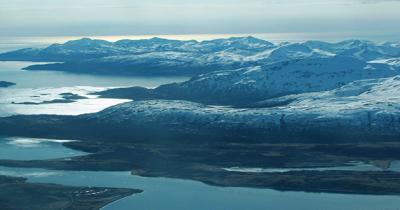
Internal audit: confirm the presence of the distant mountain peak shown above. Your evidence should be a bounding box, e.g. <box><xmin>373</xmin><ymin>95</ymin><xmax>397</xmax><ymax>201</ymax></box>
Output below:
<box><xmin>227</xmin><ymin>36</ymin><xmax>274</xmax><ymax>44</ymax></box>
<box><xmin>148</xmin><ymin>37</ymin><xmax>176</xmax><ymax>42</ymax></box>
<box><xmin>63</xmin><ymin>38</ymin><xmax>112</xmax><ymax>46</ymax></box>
<box><xmin>337</xmin><ymin>39</ymin><xmax>373</xmax><ymax>48</ymax></box>
<box><xmin>1</xmin><ymin>37</ymin><xmax>400</xmax><ymax>76</ymax></box>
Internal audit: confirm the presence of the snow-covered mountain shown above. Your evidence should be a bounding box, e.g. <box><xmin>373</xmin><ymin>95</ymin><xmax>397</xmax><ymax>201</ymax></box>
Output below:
<box><xmin>25</xmin><ymin>50</ymin><xmax>247</xmax><ymax>76</ymax></box>
<box><xmin>256</xmin><ymin>40</ymin><xmax>400</xmax><ymax>64</ymax></box>
<box><xmin>99</xmin><ymin>56</ymin><xmax>399</xmax><ymax>105</ymax></box>
<box><xmin>1</xmin><ymin>37</ymin><xmax>399</xmax><ymax>76</ymax></box>
<box><xmin>88</xmin><ymin>75</ymin><xmax>400</xmax><ymax>142</ymax></box>
<box><xmin>1</xmin><ymin>37</ymin><xmax>400</xmax><ymax>141</ymax></box>
<box><xmin>369</xmin><ymin>57</ymin><xmax>400</xmax><ymax>67</ymax></box>
<box><xmin>97</xmin><ymin>75</ymin><xmax>400</xmax><ymax>127</ymax></box>
<box><xmin>0</xmin><ymin>36</ymin><xmax>273</xmax><ymax>61</ymax></box>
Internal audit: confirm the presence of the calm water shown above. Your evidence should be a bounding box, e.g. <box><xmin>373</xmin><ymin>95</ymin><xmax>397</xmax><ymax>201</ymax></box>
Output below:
<box><xmin>0</xmin><ymin>140</ymin><xmax>399</xmax><ymax>210</ymax></box>
<box><xmin>0</xmin><ymin>61</ymin><xmax>188</xmax><ymax>89</ymax></box>
<box><xmin>0</xmin><ymin>136</ymin><xmax>86</xmax><ymax>160</ymax></box>
<box><xmin>0</xmin><ymin>61</ymin><xmax>188</xmax><ymax>116</ymax></box>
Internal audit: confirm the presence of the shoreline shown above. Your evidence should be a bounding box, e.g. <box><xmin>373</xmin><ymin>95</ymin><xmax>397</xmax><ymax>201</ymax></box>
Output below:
<box><xmin>0</xmin><ymin>174</ymin><xmax>142</xmax><ymax>210</ymax></box>
<box><xmin>1</xmin><ymin>138</ymin><xmax>400</xmax><ymax>196</ymax></box>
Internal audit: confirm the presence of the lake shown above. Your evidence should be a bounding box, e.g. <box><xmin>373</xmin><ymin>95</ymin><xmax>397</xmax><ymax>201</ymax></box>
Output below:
<box><xmin>0</xmin><ymin>139</ymin><xmax>400</xmax><ymax>210</ymax></box>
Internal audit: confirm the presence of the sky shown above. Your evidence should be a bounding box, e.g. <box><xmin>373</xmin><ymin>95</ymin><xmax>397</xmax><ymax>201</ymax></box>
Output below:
<box><xmin>0</xmin><ymin>0</ymin><xmax>399</xmax><ymax>38</ymax></box>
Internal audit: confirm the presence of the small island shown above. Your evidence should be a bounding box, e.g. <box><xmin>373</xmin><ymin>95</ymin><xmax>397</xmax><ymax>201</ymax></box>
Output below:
<box><xmin>0</xmin><ymin>175</ymin><xmax>142</xmax><ymax>210</ymax></box>
<box><xmin>13</xmin><ymin>93</ymin><xmax>88</xmax><ymax>105</ymax></box>
<box><xmin>0</xmin><ymin>81</ymin><xmax>16</xmax><ymax>88</ymax></box>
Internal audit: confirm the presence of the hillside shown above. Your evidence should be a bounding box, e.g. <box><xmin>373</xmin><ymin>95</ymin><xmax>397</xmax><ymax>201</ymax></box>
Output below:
<box><xmin>97</xmin><ymin>56</ymin><xmax>400</xmax><ymax>106</ymax></box>
<box><xmin>1</xmin><ymin>37</ymin><xmax>399</xmax><ymax>76</ymax></box>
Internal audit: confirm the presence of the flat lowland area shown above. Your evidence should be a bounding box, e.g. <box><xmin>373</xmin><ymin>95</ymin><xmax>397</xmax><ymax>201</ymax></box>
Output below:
<box><xmin>0</xmin><ymin>175</ymin><xmax>141</xmax><ymax>210</ymax></box>
<box><xmin>2</xmin><ymin>141</ymin><xmax>400</xmax><ymax>195</ymax></box>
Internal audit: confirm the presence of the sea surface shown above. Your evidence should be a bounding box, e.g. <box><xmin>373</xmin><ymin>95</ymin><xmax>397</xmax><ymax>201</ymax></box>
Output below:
<box><xmin>0</xmin><ymin>140</ymin><xmax>400</xmax><ymax>210</ymax></box>
<box><xmin>0</xmin><ymin>61</ymin><xmax>188</xmax><ymax>116</ymax></box>
<box><xmin>0</xmin><ymin>136</ymin><xmax>86</xmax><ymax>160</ymax></box>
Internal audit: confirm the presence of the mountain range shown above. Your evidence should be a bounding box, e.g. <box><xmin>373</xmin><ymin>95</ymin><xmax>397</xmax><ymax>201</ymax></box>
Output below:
<box><xmin>97</xmin><ymin>56</ymin><xmax>400</xmax><ymax>106</ymax></box>
<box><xmin>1</xmin><ymin>37</ymin><xmax>399</xmax><ymax>76</ymax></box>
<box><xmin>1</xmin><ymin>37</ymin><xmax>400</xmax><ymax>142</ymax></box>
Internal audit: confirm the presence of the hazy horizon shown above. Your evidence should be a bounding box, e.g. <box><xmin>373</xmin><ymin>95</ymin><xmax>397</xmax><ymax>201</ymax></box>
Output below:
<box><xmin>1</xmin><ymin>0</ymin><xmax>399</xmax><ymax>39</ymax></box>
<box><xmin>1</xmin><ymin>32</ymin><xmax>399</xmax><ymax>53</ymax></box>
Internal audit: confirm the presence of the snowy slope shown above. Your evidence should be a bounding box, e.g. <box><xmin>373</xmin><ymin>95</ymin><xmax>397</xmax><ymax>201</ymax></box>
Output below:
<box><xmin>369</xmin><ymin>58</ymin><xmax>400</xmax><ymax>67</ymax></box>
<box><xmin>90</xmin><ymin>76</ymin><xmax>400</xmax><ymax>135</ymax></box>
<box><xmin>151</xmin><ymin>56</ymin><xmax>400</xmax><ymax>105</ymax></box>
<box><xmin>303</xmin><ymin>40</ymin><xmax>400</xmax><ymax>61</ymax></box>
<box><xmin>0</xmin><ymin>36</ymin><xmax>274</xmax><ymax>61</ymax></box>
<box><xmin>1</xmin><ymin>37</ymin><xmax>399</xmax><ymax>76</ymax></box>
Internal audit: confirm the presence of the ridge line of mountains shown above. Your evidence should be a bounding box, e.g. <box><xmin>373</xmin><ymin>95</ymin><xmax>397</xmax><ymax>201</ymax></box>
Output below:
<box><xmin>0</xmin><ymin>36</ymin><xmax>399</xmax><ymax>76</ymax></box>
<box><xmin>0</xmin><ymin>36</ymin><xmax>400</xmax><ymax>142</ymax></box>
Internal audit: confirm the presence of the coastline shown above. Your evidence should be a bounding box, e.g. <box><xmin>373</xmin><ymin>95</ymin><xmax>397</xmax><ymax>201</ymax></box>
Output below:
<box><xmin>1</xmin><ymin>139</ymin><xmax>400</xmax><ymax>195</ymax></box>
<box><xmin>0</xmin><ymin>174</ymin><xmax>142</xmax><ymax>210</ymax></box>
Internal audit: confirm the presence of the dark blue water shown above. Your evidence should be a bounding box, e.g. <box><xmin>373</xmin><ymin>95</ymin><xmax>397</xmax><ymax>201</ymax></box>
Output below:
<box><xmin>0</xmin><ymin>139</ymin><xmax>400</xmax><ymax>210</ymax></box>
<box><xmin>0</xmin><ymin>165</ymin><xmax>399</xmax><ymax>210</ymax></box>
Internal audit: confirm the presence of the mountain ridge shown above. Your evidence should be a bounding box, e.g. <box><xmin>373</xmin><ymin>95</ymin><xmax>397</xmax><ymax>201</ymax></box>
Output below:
<box><xmin>1</xmin><ymin>37</ymin><xmax>399</xmax><ymax>76</ymax></box>
<box><xmin>96</xmin><ymin>56</ymin><xmax>400</xmax><ymax>106</ymax></box>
